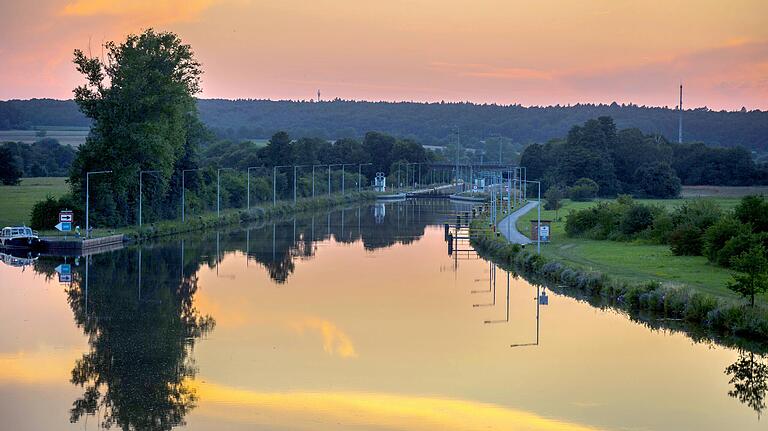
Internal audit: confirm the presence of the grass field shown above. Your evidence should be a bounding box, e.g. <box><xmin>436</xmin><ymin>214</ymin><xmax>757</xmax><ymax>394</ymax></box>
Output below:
<box><xmin>0</xmin><ymin>128</ymin><xmax>89</xmax><ymax>147</ymax></box>
<box><xmin>512</xmin><ymin>190</ymin><xmax>767</xmax><ymax>303</ymax></box>
<box><xmin>0</xmin><ymin>177</ymin><xmax>69</xmax><ymax>227</ymax></box>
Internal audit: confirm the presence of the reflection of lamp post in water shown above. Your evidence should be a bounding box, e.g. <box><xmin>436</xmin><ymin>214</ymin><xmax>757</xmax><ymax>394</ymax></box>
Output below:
<box><xmin>473</xmin><ymin>262</ymin><xmax>496</xmax><ymax>308</ymax></box>
<box><xmin>510</xmin><ymin>284</ymin><xmax>547</xmax><ymax>348</ymax></box>
<box><xmin>485</xmin><ymin>271</ymin><xmax>510</xmax><ymax>324</ymax></box>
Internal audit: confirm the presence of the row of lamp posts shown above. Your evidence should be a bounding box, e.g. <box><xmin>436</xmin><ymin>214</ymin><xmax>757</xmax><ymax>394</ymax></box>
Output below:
<box><xmin>85</xmin><ymin>163</ymin><xmax>381</xmax><ymax>236</ymax></box>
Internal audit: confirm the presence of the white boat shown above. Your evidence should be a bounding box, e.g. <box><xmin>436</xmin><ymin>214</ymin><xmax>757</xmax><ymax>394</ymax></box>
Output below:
<box><xmin>0</xmin><ymin>226</ymin><xmax>42</xmax><ymax>249</ymax></box>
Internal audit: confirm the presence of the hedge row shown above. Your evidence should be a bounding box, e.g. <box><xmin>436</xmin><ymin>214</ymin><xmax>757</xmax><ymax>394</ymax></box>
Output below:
<box><xmin>470</xmin><ymin>218</ymin><xmax>768</xmax><ymax>345</ymax></box>
<box><xmin>129</xmin><ymin>192</ymin><xmax>377</xmax><ymax>242</ymax></box>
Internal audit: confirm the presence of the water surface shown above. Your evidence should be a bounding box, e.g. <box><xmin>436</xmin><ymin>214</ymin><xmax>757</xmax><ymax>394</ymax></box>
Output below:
<box><xmin>0</xmin><ymin>200</ymin><xmax>765</xmax><ymax>430</ymax></box>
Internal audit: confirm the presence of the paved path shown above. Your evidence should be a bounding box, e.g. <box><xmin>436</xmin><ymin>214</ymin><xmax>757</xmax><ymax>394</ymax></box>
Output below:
<box><xmin>497</xmin><ymin>201</ymin><xmax>539</xmax><ymax>245</ymax></box>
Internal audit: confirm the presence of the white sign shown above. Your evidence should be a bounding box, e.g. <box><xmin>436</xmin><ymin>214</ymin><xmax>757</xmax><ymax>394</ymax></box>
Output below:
<box><xmin>59</xmin><ymin>211</ymin><xmax>73</xmax><ymax>223</ymax></box>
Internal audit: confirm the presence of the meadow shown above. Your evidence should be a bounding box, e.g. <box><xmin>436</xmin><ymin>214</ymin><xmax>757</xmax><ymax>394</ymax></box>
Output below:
<box><xmin>0</xmin><ymin>177</ymin><xmax>69</xmax><ymax>227</ymax></box>
<box><xmin>513</xmin><ymin>186</ymin><xmax>768</xmax><ymax>303</ymax></box>
<box><xmin>0</xmin><ymin>127</ymin><xmax>89</xmax><ymax>147</ymax></box>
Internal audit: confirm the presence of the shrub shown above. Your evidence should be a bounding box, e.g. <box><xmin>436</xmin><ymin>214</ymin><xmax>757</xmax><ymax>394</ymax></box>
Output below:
<box><xmin>717</xmin><ymin>231</ymin><xmax>768</xmax><ymax>268</ymax></box>
<box><xmin>649</xmin><ymin>211</ymin><xmax>675</xmax><ymax>244</ymax></box>
<box><xmin>669</xmin><ymin>223</ymin><xmax>704</xmax><ymax>255</ymax></box>
<box><xmin>671</xmin><ymin>199</ymin><xmax>722</xmax><ymax>231</ymax></box>
<box><xmin>620</xmin><ymin>204</ymin><xmax>655</xmax><ymax>235</ymax></box>
<box><xmin>702</xmin><ymin>216</ymin><xmax>749</xmax><ymax>264</ymax></box>
<box><xmin>30</xmin><ymin>194</ymin><xmax>82</xmax><ymax>230</ymax></box>
<box><xmin>734</xmin><ymin>195</ymin><xmax>768</xmax><ymax>233</ymax></box>
<box><xmin>568</xmin><ymin>178</ymin><xmax>599</xmax><ymax>201</ymax></box>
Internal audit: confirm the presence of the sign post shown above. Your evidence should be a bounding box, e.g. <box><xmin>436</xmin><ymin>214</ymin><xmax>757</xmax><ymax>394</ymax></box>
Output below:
<box><xmin>56</xmin><ymin>210</ymin><xmax>74</xmax><ymax>238</ymax></box>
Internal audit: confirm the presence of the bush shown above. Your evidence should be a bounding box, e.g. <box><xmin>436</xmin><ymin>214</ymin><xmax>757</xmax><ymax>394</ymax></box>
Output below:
<box><xmin>620</xmin><ymin>204</ymin><xmax>655</xmax><ymax>235</ymax></box>
<box><xmin>671</xmin><ymin>199</ymin><xmax>722</xmax><ymax>231</ymax></box>
<box><xmin>718</xmin><ymin>231</ymin><xmax>768</xmax><ymax>268</ymax></box>
<box><xmin>29</xmin><ymin>194</ymin><xmax>83</xmax><ymax>231</ymax></box>
<box><xmin>568</xmin><ymin>178</ymin><xmax>599</xmax><ymax>201</ymax></box>
<box><xmin>702</xmin><ymin>216</ymin><xmax>749</xmax><ymax>263</ymax></box>
<box><xmin>669</xmin><ymin>223</ymin><xmax>704</xmax><ymax>255</ymax></box>
<box><xmin>734</xmin><ymin>195</ymin><xmax>768</xmax><ymax>233</ymax></box>
<box><xmin>649</xmin><ymin>211</ymin><xmax>675</xmax><ymax>244</ymax></box>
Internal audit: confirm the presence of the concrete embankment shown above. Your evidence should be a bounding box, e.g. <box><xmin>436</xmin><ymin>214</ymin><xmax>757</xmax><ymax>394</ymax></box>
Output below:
<box><xmin>42</xmin><ymin>234</ymin><xmax>126</xmax><ymax>256</ymax></box>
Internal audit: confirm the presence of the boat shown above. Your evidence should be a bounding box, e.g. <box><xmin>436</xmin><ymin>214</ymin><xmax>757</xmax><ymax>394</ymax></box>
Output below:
<box><xmin>0</xmin><ymin>226</ymin><xmax>42</xmax><ymax>249</ymax></box>
<box><xmin>0</xmin><ymin>251</ymin><xmax>39</xmax><ymax>268</ymax></box>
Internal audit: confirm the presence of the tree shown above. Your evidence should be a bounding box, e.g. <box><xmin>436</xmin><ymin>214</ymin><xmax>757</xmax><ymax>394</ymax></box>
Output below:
<box><xmin>633</xmin><ymin>161</ymin><xmax>681</xmax><ymax>198</ymax></box>
<box><xmin>0</xmin><ymin>147</ymin><xmax>22</xmax><ymax>185</ymax></box>
<box><xmin>568</xmin><ymin>178</ymin><xmax>599</xmax><ymax>201</ymax></box>
<box><xmin>725</xmin><ymin>351</ymin><xmax>768</xmax><ymax>419</ymax></box>
<box><xmin>735</xmin><ymin>195</ymin><xmax>768</xmax><ymax>233</ymax></box>
<box><xmin>728</xmin><ymin>244</ymin><xmax>768</xmax><ymax>306</ymax></box>
<box><xmin>544</xmin><ymin>186</ymin><xmax>564</xmax><ymax>220</ymax></box>
<box><xmin>68</xmin><ymin>29</ymin><xmax>204</xmax><ymax>226</ymax></box>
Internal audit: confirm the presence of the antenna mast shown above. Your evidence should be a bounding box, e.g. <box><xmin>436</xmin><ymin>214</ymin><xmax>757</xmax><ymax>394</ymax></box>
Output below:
<box><xmin>678</xmin><ymin>84</ymin><xmax>683</xmax><ymax>144</ymax></box>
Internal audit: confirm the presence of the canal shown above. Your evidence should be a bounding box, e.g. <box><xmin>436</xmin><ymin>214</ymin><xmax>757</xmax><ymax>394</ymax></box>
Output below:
<box><xmin>0</xmin><ymin>200</ymin><xmax>764</xmax><ymax>430</ymax></box>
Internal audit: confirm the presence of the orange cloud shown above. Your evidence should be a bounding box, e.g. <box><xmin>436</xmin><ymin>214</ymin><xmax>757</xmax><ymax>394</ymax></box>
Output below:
<box><xmin>290</xmin><ymin>317</ymin><xmax>358</xmax><ymax>358</ymax></box>
<box><xmin>61</xmin><ymin>0</ymin><xmax>217</xmax><ymax>22</ymax></box>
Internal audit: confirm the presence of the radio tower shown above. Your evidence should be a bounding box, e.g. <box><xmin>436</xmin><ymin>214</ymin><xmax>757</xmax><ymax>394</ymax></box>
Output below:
<box><xmin>678</xmin><ymin>83</ymin><xmax>683</xmax><ymax>144</ymax></box>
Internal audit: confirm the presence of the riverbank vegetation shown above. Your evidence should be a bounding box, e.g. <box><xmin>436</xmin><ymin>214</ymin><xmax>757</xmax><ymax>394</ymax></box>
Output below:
<box><xmin>516</xmin><ymin>193</ymin><xmax>768</xmax><ymax>303</ymax></box>
<box><xmin>470</xmin><ymin>212</ymin><xmax>768</xmax><ymax>347</ymax></box>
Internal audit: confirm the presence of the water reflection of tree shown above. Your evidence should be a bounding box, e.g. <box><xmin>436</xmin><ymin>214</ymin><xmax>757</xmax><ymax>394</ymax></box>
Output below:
<box><xmin>725</xmin><ymin>350</ymin><xmax>768</xmax><ymax>419</ymax></box>
<box><xmin>66</xmin><ymin>246</ymin><xmax>215</xmax><ymax>430</ymax></box>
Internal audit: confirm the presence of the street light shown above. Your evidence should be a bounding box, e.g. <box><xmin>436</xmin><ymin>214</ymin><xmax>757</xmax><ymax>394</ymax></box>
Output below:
<box><xmin>328</xmin><ymin>164</ymin><xmax>343</xmax><ymax>196</ymax></box>
<box><xmin>139</xmin><ymin>170</ymin><xmax>160</xmax><ymax>227</ymax></box>
<box><xmin>293</xmin><ymin>165</ymin><xmax>310</xmax><ymax>204</ymax></box>
<box><xmin>247</xmin><ymin>166</ymin><xmax>267</xmax><ymax>211</ymax></box>
<box><xmin>341</xmin><ymin>163</ymin><xmax>355</xmax><ymax>195</ymax></box>
<box><xmin>272</xmin><ymin>165</ymin><xmax>290</xmax><ymax>206</ymax></box>
<box><xmin>217</xmin><ymin>167</ymin><xmax>234</xmax><ymax>217</ymax></box>
<box><xmin>517</xmin><ymin>178</ymin><xmax>542</xmax><ymax>255</ymax></box>
<box><xmin>312</xmin><ymin>164</ymin><xmax>327</xmax><ymax>198</ymax></box>
<box><xmin>85</xmin><ymin>170</ymin><xmax>112</xmax><ymax>238</ymax></box>
<box><xmin>358</xmin><ymin>163</ymin><xmax>373</xmax><ymax>193</ymax></box>
<box><xmin>181</xmin><ymin>168</ymin><xmax>201</xmax><ymax>222</ymax></box>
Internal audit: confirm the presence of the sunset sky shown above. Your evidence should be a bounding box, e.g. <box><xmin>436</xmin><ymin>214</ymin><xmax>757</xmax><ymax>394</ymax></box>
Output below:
<box><xmin>1</xmin><ymin>0</ymin><xmax>767</xmax><ymax>110</ymax></box>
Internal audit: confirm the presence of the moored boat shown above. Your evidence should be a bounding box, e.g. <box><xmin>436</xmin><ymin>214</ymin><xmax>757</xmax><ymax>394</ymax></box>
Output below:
<box><xmin>0</xmin><ymin>226</ymin><xmax>42</xmax><ymax>249</ymax></box>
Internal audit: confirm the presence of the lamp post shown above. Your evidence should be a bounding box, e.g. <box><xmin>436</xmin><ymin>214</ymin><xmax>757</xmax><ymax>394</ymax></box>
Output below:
<box><xmin>341</xmin><ymin>163</ymin><xmax>355</xmax><ymax>195</ymax></box>
<box><xmin>358</xmin><ymin>163</ymin><xmax>372</xmax><ymax>193</ymax></box>
<box><xmin>272</xmin><ymin>165</ymin><xmax>290</xmax><ymax>206</ymax></box>
<box><xmin>217</xmin><ymin>167</ymin><xmax>234</xmax><ymax>217</ymax></box>
<box><xmin>519</xmin><ymin>178</ymin><xmax>542</xmax><ymax>255</ymax></box>
<box><xmin>139</xmin><ymin>170</ymin><xmax>160</xmax><ymax>227</ymax></box>
<box><xmin>85</xmin><ymin>170</ymin><xmax>112</xmax><ymax>238</ymax></box>
<box><xmin>328</xmin><ymin>164</ymin><xmax>342</xmax><ymax>195</ymax></box>
<box><xmin>293</xmin><ymin>165</ymin><xmax>309</xmax><ymax>204</ymax></box>
<box><xmin>246</xmin><ymin>166</ymin><xmax>266</xmax><ymax>211</ymax></box>
<box><xmin>181</xmin><ymin>168</ymin><xmax>201</xmax><ymax>222</ymax></box>
<box><xmin>312</xmin><ymin>164</ymin><xmax>327</xmax><ymax>198</ymax></box>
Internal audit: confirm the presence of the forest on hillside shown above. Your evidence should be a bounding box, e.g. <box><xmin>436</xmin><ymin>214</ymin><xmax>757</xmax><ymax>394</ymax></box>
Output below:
<box><xmin>1</xmin><ymin>98</ymin><xmax>767</xmax><ymax>151</ymax></box>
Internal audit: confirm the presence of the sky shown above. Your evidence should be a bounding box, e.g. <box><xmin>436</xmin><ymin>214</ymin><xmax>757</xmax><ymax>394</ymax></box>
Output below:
<box><xmin>1</xmin><ymin>0</ymin><xmax>767</xmax><ymax>110</ymax></box>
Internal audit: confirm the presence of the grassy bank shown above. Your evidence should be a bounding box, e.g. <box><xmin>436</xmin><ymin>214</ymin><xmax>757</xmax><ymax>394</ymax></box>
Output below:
<box><xmin>514</xmin><ymin>197</ymin><xmax>767</xmax><ymax>304</ymax></box>
<box><xmin>34</xmin><ymin>192</ymin><xmax>377</xmax><ymax>242</ymax></box>
<box><xmin>0</xmin><ymin>177</ymin><xmax>69</xmax><ymax>227</ymax></box>
<box><xmin>470</xmin><ymin>215</ymin><xmax>768</xmax><ymax>347</ymax></box>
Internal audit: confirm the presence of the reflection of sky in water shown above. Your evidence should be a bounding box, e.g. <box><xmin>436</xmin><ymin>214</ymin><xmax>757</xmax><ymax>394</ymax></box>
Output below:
<box><xmin>0</xmin><ymin>201</ymin><xmax>765</xmax><ymax>430</ymax></box>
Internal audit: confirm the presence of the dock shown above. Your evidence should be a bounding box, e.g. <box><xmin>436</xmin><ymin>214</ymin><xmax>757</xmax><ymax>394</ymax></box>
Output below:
<box><xmin>40</xmin><ymin>234</ymin><xmax>126</xmax><ymax>256</ymax></box>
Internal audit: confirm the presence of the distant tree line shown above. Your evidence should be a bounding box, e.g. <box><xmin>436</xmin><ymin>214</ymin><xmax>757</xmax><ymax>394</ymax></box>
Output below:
<box><xmin>2</xmin><ymin>97</ymin><xmax>768</xmax><ymax>152</ymax></box>
<box><xmin>0</xmin><ymin>138</ymin><xmax>76</xmax><ymax>178</ymax></box>
<box><xmin>522</xmin><ymin>117</ymin><xmax>768</xmax><ymax>198</ymax></box>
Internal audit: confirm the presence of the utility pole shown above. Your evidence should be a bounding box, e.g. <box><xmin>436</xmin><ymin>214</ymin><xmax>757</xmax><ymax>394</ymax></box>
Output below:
<box><xmin>678</xmin><ymin>83</ymin><xmax>683</xmax><ymax>144</ymax></box>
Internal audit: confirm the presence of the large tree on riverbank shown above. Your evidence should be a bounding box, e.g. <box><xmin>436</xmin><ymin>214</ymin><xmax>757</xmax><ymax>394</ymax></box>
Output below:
<box><xmin>69</xmin><ymin>29</ymin><xmax>206</xmax><ymax>226</ymax></box>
